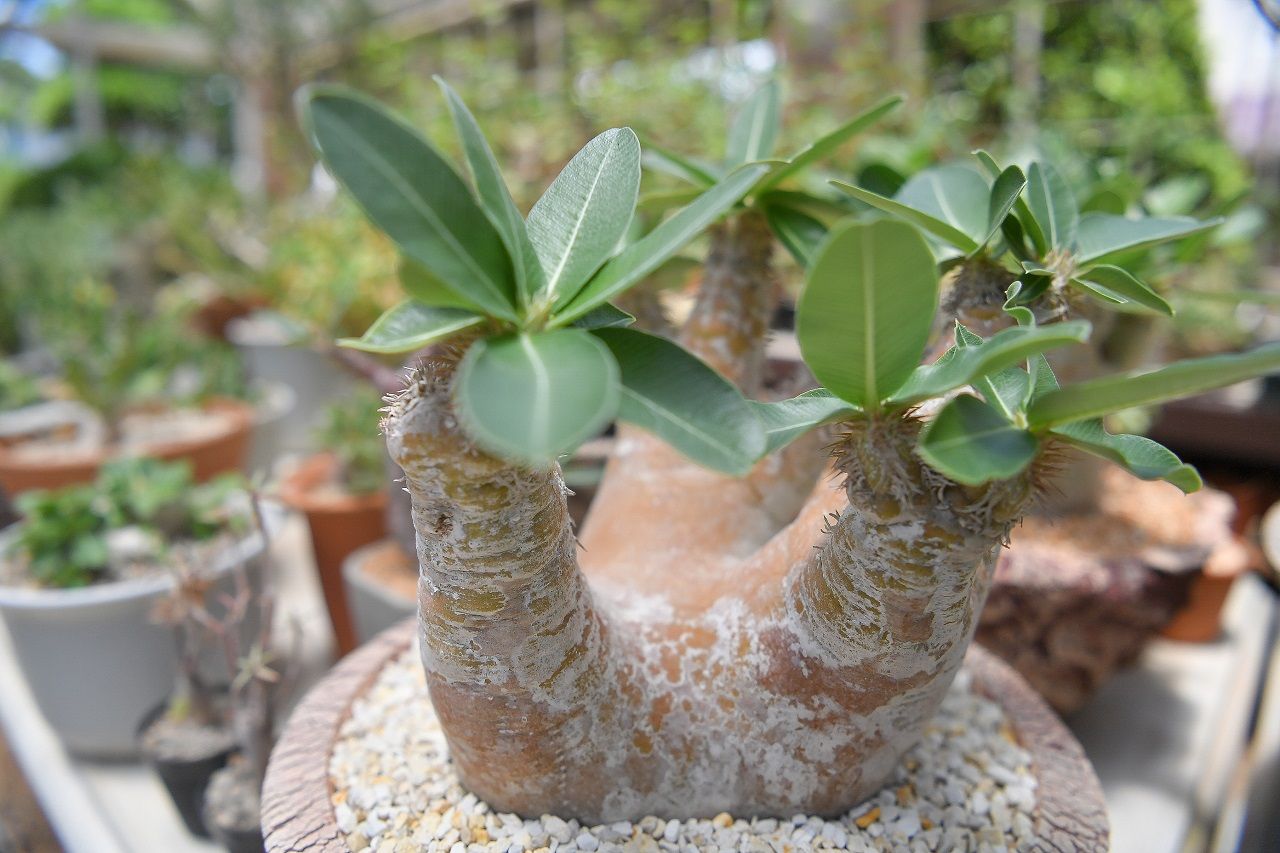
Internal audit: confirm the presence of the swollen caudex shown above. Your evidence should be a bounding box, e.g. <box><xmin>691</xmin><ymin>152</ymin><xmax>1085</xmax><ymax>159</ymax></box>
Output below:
<box><xmin>385</xmin><ymin>364</ymin><xmax>1042</xmax><ymax>822</ymax></box>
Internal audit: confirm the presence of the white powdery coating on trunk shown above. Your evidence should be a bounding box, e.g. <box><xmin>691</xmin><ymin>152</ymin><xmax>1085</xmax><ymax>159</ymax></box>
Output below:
<box><xmin>329</xmin><ymin>648</ymin><xmax>1042</xmax><ymax>852</ymax></box>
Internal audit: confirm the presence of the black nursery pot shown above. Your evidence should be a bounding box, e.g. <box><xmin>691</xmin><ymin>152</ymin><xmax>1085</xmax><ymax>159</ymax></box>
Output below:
<box><xmin>137</xmin><ymin>705</ymin><xmax>235</xmax><ymax>839</ymax></box>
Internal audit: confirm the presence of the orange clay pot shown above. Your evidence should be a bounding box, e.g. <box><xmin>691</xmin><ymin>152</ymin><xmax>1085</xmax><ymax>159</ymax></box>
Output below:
<box><xmin>278</xmin><ymin>453</ymin><xmax>387</xmax><ymax>656</ymax></box>
<box><xmin>0</xmin><ymin>399</ymin><xmax>253</xmax><ymax>496</ymax></box>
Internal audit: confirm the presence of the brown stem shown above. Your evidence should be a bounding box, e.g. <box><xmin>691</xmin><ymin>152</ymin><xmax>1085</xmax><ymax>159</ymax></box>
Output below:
<box><xmin>678</xmin><ymin>209</ymin><xmax>778</xmax><ymax>397</ymax></box>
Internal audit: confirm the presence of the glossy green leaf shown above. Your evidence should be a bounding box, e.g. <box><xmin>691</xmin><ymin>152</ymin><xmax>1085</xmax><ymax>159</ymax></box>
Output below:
<box><xmin>750</xmin><ymin>388</ymin><xmax>860</xmax><ymax>455</ymax></box>
<box><xmin>642</xmin><ymin>142</ymin><xmax>719</xmax><ymax>186</ymax></box>
<box><xmin>527</xmin><ymin>128</ymin><xmax>641</xmax><ymax>307</ymax></box>
<box><xmin>887</xmin><ymin>321</ymin><xmax>1090</xmax><ymax>407</ymax></box>
<box><xmin>571</xmin><ymin>303</ymin><xmax>635</xmax><ymax>329</ymax></box>
<box><xmin>555</xmin><ymin>164</ymin><xmax>768</xmax><ymax>322</ymax></box>
<box><xmin>337</xmin><ymin>300</ymin><xmax>485</xmax><ymax>353</ymax></box>
<box><xmin>756</xmin><ymin>95</ymin><xmax>903</xmax><ymax>192</ymax></box>
<box><xmin>974</xmin><ymin>150</ymin><xmax>1046</xmax><ymax>254</ymax></box>
<box><xmin>953</xmin><ymin>323</ymin><xmax>1030</xmax><ymax>419</ymax></box>
<box><xmin>1027</xmin><ymin>343</ymin><xmax>1280</xmax><ymax>428</ymax></box>
<box><xmin>303</xmin><ymin>87</ymin><xmax>517</xmax><ymax>321</ymax></box>
<box><xmin>762</xmin><ymin>201</ymin><xmax>828</xmax><ymax>268</ymax></box>
<box><xmin>436</xmin><ymin>78</ymin><xmax>543</xmax><ymax>308</ymax></box>
<box><xmin>1073</xmin><ymin>213</ymin><xmax>1220</xmax><ymax>263</ymax></box>
<box><xmin>399</xmin><ymin>257</ymin><xmax>487</xmax><ymax>311</ymax></box>
<box><xmin>1025</xmin><ymin>161</ymin><xmax>1078</xmax><ymax>250</ymax></box>
<box><xmin>592</xmin><ymin>328</ymin><xmax>764</xmax><ymax>475</ymax></box>
<box><xmin>1051</xmin><ymin>419</ymin><xmax>1201</xmax><ymax>493</ymax></box>
<box><xmin>1072</xmin><ymin>265</ymin><xmax>1173</xmax><ymax>316</ymax></box>
<box><xmin>832</xmin><ymin>177</ymin><xmax>980</xmax><ymax>253</ymax></box>
<box><xmin>895</xmin><ymin>165</ymin><xmax>991</xmax><ymax>245</ymax></box>
<box><xmin>982</xmin><ymin>166</ymin><xmax>1026</xmax><ymax>250</ymax></box>
<box><xmin>725</xmin><ymin>78</ymin><xmax>781</xmax><ymax>167</ymax></box>
<box><xmin>797</xmin><ymin>219</ymin><xmax>939</xmax><ymax>410</ymax></box>
<box><xmin>918</xmin><ymin>395</ymin><xmax>1039</xmax><ymax>485</ymax></box>
<box><xmin>453</xmin><ymin>330</ymin><xmax>620</xmax><ymax>463</ymax></box>
<box><xmin>637</xmin><ymin>188</ymin><xmax>706</xmax><ymax>214</ymax></box>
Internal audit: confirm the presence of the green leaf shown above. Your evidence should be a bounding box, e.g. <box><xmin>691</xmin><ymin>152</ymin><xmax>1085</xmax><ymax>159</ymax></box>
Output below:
<box><xmin>973</xmin><ymin>150</ymin><xmax>1046</xmax><ymax>254</ymax></box>
<box><xmin>1051</xmin><ymin>419</ymin><xmax>1202</xmax><ymax>493</ymax></box>
<box><xmin>750</xmin><ymin>388</ymin><xmax>860</xmax><ymax>455</ymax></box>
<box><xmin>637</xmin><ymin>188</ymin><xmax>706</xmax><ymax>215</ymax></box>
<box><xmin>982</xmin><ymin>166</ymin><xmax>1026</xmax><ymax>250</ymax></box>
<box><xmin>895</xmin><ymin>165</ymin><xmax>991</xmax><ymax>246</ymax></box>
<box><xmin>725</xmin><ymin>78</ymin><xmax>782</xmax><ymax>167</ymax></box>
<box><xmin>592</xmin><ymin>328</ymin><xmax>764</xmax><ymax>475</ymax></box>
<box><xmin>399</xmin><ymin>257</ymin><xmax>486</xmax><ymax>311</ymax></box>
<box><xmin>1025</xmin><ymin>161</ymin><xmax>1079</xmax><ymax>250</ymax></box>
<box><xmin>571</xmin><ymin>303</ymin><xmax>634</xmax><ymax>329</ymax></box>
<box><xmin>436</xmin><ymin>77</ymin><xmax>544</xmax><ymax>308</ymax></box>
<box><xmin>762</xmin><ymin>200</ymin><xmax>828</xmax><ymax>268</ymax></box>
<box><xmin>887</xmin><ymin>321</ymin><xmax>1090</xmax><ymax>406</ymax></box>
<box><xmin>1027</xmin><ymin>343</ymin><xmax>1280</xmax><ymax>428</ymax></box>
<box><xmin>1071</xmin><ymin>265</ymin><xmax>1173</xmax><ymax>316</ymax></box>
<box><xmin>642</xmin><ymin>141</ymin><xmax>719</xmax><ymax>186</ymax></box>
<box><xmin>302</xmin><ymin>87</ymin><xmax>517</xmax><ymax>321</ymax></box>
<box><xmin>338</xmin><ymin>300</ymin><xmax>486</xmax><ymax>353</ymax></box>
<box><xmin>554</xmin><ymin>164</ymin><xmax>768</xmax><ymax>322</ymax></box>
<box><xmin>527</xmin><ymin>128</ymin><xmax>642</xmax><ymax>307</ymax></box>
<box><xmin>453</xmin><ymin>330</ymin><xmax>620</xmax><ymax>463</ymax></box>
<box><xmin>1073</xmin><ymin>213</ymin><xmax>1220</xmax><ymax>263</ymax></box>
<box><xmin>954</xmin><ymin>323</ymin><xmax>1031</xmax><ymax>419</ymax></box>
<box><xmin>918</xmin><ymin>395</ymin><xmax>1040</xmax><ymax>485</ymax></box>
<box><xmin>797</xmin><ymin>219</ymin><xmax>939</xmax><ymax>410</ymax></box>
<box><xmin>832</xmin><ymin>175</ymin><xmax>981</xmax><ymax>253</ymax></box>
<box><xmin>756</xmin><ymin>95</ymin><xmax>903</xmax><ymax>193</ymax></box>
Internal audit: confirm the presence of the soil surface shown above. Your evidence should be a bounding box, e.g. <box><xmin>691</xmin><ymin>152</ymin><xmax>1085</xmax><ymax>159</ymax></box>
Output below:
<box><xmin>0</xmin><ymin>528</ymin><xmax>242</xmax><ymax>591</ymax></box>
<box><xmin>4</xmin><ymin>405</ymin><xmax>240</xmax><ymax>463</ymax></box>
<box><xmin>141</xmin><ymin>707</ymin><xmax>237</xmax><ymax>764</ymax></box>
<box><xmin>357</xmin><ymin>540</ymin><xmax>418</xmax><ymax>602</ymax></box>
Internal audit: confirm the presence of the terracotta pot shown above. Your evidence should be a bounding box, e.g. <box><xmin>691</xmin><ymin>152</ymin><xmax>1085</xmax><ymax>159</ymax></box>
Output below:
<box><xmin>278</xmin><ymin>454</ymin><xmax>387</xmax><ymax>656</ymax></box>
<box><xmin>0</xmin><ymin>399</ymin><xmax>254</xmax><ymax>496</ymax></box>
<box><xmin>261</xmin><ymin>620</ymin><xmax>1110</xmax><ymax>851</ymax></box>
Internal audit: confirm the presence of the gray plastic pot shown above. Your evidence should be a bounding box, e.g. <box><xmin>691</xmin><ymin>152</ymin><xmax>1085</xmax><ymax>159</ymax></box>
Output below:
<box><xmin>0</xmin><ymin>526</ymin><xmax>266</xmax><ymax>758</ymax></box>
<box><xmin>342</xmin><ymin>541</ymin><xmax>415</xmax><ymax>646</ymax></box>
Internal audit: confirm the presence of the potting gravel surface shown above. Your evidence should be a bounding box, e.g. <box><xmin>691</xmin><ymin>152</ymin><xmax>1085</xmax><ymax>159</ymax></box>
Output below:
<box><xmin>329</xmin><ymin>650</ymin><xmax>1041</xmax><ymax>853</ymax></box>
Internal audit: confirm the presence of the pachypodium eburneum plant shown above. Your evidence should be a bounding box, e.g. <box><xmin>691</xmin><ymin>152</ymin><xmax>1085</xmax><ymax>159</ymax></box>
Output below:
<box><xmin>303</xmin><ymin>80</ymin><xmax>1280</xmax><ymax>822</ymax></box>
<box><xmin>836</xmin><ymin>153</ymin><xmax>1220</xmax><ymax>376</ymax></box>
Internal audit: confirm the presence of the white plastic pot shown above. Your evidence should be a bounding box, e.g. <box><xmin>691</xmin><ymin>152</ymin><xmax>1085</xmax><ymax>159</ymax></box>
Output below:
<box><xmin>0</xmin><ymin>525</ymin><xmax>267</xmax><ymax>758</ymax></box>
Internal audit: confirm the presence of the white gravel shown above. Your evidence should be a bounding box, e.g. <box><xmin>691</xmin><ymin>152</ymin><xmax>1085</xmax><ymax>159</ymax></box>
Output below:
<box><xmin>330</xmin><ymin>650</ymin><xmax>1041</xmax><ymax>852</ymax></box>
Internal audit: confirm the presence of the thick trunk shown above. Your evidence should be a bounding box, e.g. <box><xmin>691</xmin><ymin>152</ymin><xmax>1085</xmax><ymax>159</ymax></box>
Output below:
<box><xmin>390</xmin><ymin>365</ymin><xmax>1029</xmax><ymax>818</ymax></box>
<box><xmin>679</xmin><ymin>210</ymin><xmax>778</xmax><ymax>398</ymax></box>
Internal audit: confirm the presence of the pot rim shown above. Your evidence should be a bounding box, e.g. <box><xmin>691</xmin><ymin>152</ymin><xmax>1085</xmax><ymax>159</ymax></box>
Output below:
<box><xmin>0</xmin><ymin>397</ymin><xmax>256</xmax><ymax>475</ymax></box>
<box><xmin>261</xmin><ymin>620</ymin><xmax>1110</xmax><ymax>851</ymax></box>
<box><xmin>276</xmin><ymin>452</ymin><xmax>387</xmax><ymax>515</ymax></box>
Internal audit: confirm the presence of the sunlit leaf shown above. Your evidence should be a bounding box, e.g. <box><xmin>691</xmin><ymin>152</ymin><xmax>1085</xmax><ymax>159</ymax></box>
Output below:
<box><xmin>757</xmin><ymin>95</ymin><xmax>903</xmax><ymax>192</ymax></box>
<box><xmin>749</xmin><ymin>388</ymin><xmax>859</xmax><ymax>455</ymax></box>
<box><xmin>1072</xmin><ymin>265</ymin><xmax>1173</xmax><ymax>316</ymax></box>
<box><xmin>592</xmin><ymin>328</ymin><xmax>763</xmax><ymax>474</ymax></box>
<box><xmin>338</xmin><ymin>300</ymin><xmax>485</xmax><ymax>353</ymax></box>
<box><xmin>797</xmin><ymin>219</ymin><xmax>939</xmax><ymax>409</ymax></box>
<box><xmin>1073</xmin><ymin>213</ymin><xmax>1221</xmax><ymax>263</ymax></box>
<box><xmin>1025</xmin><ymin>161</ymin><xmax>1078</xmax><ymax>250</ymax></box>
<box><xmin>302</xmin><ymin>86</ymin><xmax>517</xmax><ymax>321</ymax></box>
<box><xmin>725</xmin><ymin>78</ymin><xmax>782</xmax><ymax>167</ymax></box>
<box><xmin>555</xmin><ymin>164</ymin><xmax>768</xmax><ymax>322</ymax></box>
<box><xmin>982</xmin><ymin>166</ymin><xmax>1026</xmax><ymax>250</ymax></box>
<box><xmin>453</xmin><ymin>330</ymin><xmax>620</xmax><ymax>463</ymax></box>
<box><xmin>918</xmin><ymin>395</ymin><xmax>1039</xmax><ymax>485</ymax></box>
<box><xmin>436</xmin><ymin>78</ymin><xmax>544</xmax><ymax>308</ymax></box>
<box><xmin>1051</xmin><ymin>419</ymin><xmax>1201</xmax><ymax>493</ymax></box>
<box><xmin>571</xmin><ymin>303</ymin><xmax>634</xmax><ymax>329</ymax></box>
<box><xmin>1027</xmin><ymin>343</ymin><xmax>1280</xmax><ymax>428</ymax></box>
<box><xmin>527</xmin><ymin>128</ymin><xmax>641</xmax><ymax>306</ymax></box>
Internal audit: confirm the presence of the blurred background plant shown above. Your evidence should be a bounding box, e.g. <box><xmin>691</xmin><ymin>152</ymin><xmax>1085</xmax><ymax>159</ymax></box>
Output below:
<box><xmin>312</xmin><ymin>396</ymin><xmax>386</xmax><ymax>497</ymax></box>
